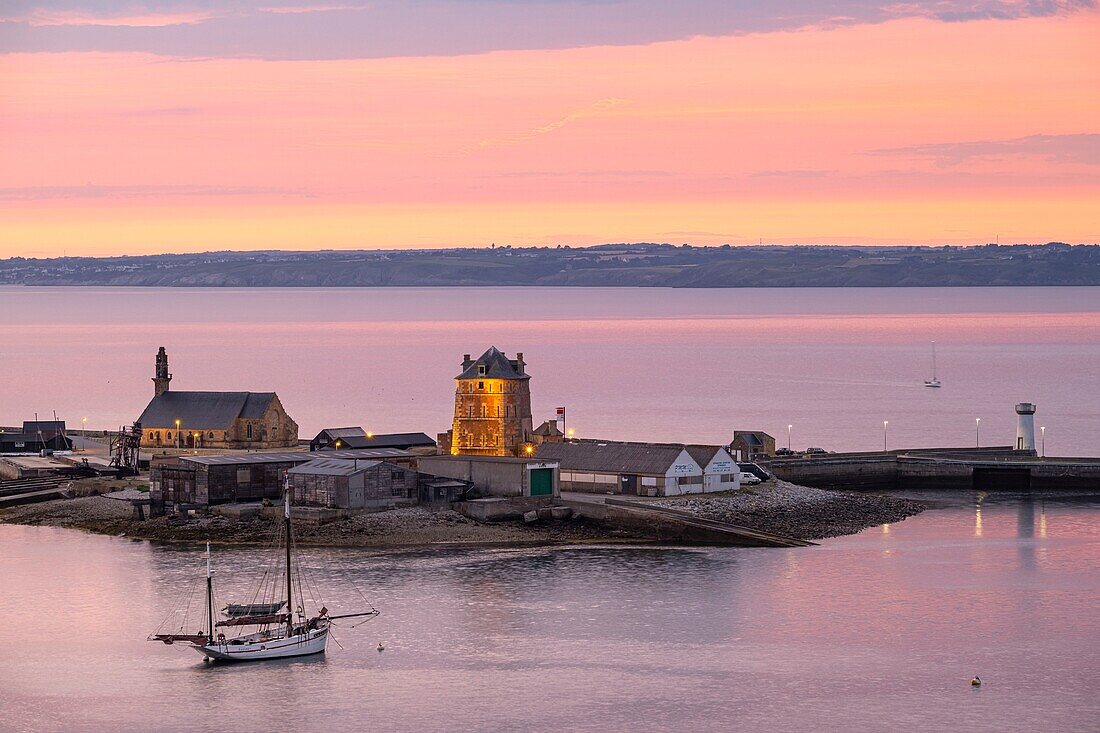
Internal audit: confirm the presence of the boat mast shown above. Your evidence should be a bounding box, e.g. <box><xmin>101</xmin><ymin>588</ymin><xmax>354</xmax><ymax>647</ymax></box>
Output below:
<box><xmin>206</xmin><ymin>542</ymin><xmax>214</xmax><ymax>644</ymax></box>
<box><xmin>284</xmin><ymin>476</ymin><xmax>293</xmax><ymax>637</ymax></box>
<box><xmin>931</xmin><ymin>341</ymin><xmax>937</xmax><ymax>380</ymax></box>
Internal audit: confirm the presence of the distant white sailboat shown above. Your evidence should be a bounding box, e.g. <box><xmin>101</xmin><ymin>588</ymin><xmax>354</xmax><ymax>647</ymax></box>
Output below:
<box><xmin>924</xmin><ymin>341</ymin><xmax>942</xmax><ymax>388</ymax></box>
<box><xmin>149</xmin><ymin>476</ymin><xmax>377</xmax><ymax>662</ymax></box>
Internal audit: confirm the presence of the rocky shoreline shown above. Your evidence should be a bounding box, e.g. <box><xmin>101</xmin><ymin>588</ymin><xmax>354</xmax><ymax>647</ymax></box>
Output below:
<box><xmin>652</xmin><ymin>480</ymin><xmax>925</xmax><ymax>539</ymax></box>
<box><xmin>0</xmin><ymin>478</ymin><xmax>925</xmax><ymax>547</ymax></box>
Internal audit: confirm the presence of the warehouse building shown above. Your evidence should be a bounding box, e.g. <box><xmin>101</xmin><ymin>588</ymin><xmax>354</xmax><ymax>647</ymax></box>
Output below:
<box><xmin>150</xmin><ymin>448</ymin><xmax>419</xmax><ymax>510</ymax></box>
<box><xmin>417</xmin><ymin>455</ymin><xmax>559</xmax><ymax>499</ymax></box>
<box><xmin>310</xmin><ymin>427</ymin><xmax>436</xmax><ymax>453</ymax></box>
<box><xmin>289</xmin><ymin>459</ymin><xmax>418</xmax><ymax>510</ymax></box>
<box><xmin>535</xmin><ymin>441</ymin><xmax>738</xmax><ymax>497</ymax></box>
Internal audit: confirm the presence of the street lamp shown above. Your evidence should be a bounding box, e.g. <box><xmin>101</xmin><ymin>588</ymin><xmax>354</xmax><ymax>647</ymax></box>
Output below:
<box><xmin>787</xmin><ymin>424</ymin><xmax>792</xmax><ymax>451</ymax></box>
<box><xmin>883</xmin><ymin>420</ymin><xmax>889</xmax><ymax>452</ymax></box>
<box><xmin>566</xmin><ymin>428</ymin><xmax>575</xmax><ymax>441</ymax></box>
<box><xmin>1040</xmin><ymin>426</ymin><xmax>1046</xmax><ymax>458</ymax></box>
<box><xmin>175</xmin><ymin>419</ymin><xmax>181</xmax><ymax>449</ymax></box>
<box><xmin>193</xmin><ymin>432</ymin><xmax>199</xmax><ymax>451</ymax></box>
<box><xmin>975</xmin><ymin>417</ymin><xmax>981</xmax><ymax>448</ymax></box>
<box><xmin>81</xmin><ymin>417</ymin><xmax>87</xmax><ymax>452</ymax></box>
<box><xmin>335</xmin><ymin>439</ymin><xmax>342</xmax><ymax>450</ymax></box>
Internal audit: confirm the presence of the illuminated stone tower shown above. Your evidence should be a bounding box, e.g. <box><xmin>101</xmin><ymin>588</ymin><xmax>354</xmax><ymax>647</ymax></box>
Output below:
<box><xmin>153</xmin><ymin>346</ymin><xmax>172</xmax><ymax>397</ymax></box>
<box><xmin>450</xmin><ymin>347</ymin><xmax>533</xmax><ymax>456</ymax></box>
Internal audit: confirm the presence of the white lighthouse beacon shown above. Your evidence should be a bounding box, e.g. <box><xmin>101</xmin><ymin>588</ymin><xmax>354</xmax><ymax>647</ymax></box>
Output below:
<box><xmin>1015</xmin><ymin>402</ymin><xmax>1037</xmax><ymax>453</ymax></box>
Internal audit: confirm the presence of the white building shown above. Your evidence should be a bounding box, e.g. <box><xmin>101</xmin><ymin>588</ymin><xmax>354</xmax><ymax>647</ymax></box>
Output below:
<box><xmin>535</xmin><ymin>441</ymin><xmax>740</xmax><ymax>497</ymax></box>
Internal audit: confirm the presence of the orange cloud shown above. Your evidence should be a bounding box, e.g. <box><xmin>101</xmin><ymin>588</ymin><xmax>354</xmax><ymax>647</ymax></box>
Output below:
<box><xmin>1</xmin><ymin>11</ymin><xmax>1097</xmax><ymax>256</ymax></box>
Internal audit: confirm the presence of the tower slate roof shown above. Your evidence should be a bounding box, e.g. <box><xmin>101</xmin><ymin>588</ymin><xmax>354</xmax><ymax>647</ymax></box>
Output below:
<box><xmin>137</xmin><ymin>391</ymin><xmax>277</xmax><ymax>430</ymax></box>
<box><xmin>456</xmin><ymin>346</ymin><xmax>529</xmax><ymax>380</ymax></box>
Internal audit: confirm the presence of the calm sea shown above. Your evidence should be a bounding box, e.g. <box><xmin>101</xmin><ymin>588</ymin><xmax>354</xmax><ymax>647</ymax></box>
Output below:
<box><xmin>1</xmin><ymin>285</ymin><xmax>1098</xmax><ymax>454</ymax></box>
<box><xmin>0</xmin><ymin>495</ymin><xmax>1097</xmax><ymax>732</ymax></box>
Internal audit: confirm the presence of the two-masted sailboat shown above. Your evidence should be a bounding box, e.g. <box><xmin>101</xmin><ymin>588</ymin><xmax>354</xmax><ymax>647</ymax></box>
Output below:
<box><xmin>924</xmin><ymin>340</ymin><xmax>942</xmax><ymax>388</ymax></box>
<box><xmin>149</xmin><ymin>478</ymin><xmax>377</xmax><ymax>662</ymax></box>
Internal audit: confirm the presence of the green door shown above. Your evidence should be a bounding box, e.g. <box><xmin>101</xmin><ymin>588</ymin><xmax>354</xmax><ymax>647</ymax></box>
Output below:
<box><xmin>529</xmin><ymin>468</ymin><xmax>554</xmax><ymax>496</ymax></box>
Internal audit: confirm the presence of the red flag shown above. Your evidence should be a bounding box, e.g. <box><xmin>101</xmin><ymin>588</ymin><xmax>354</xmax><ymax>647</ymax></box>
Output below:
<box><xmin>556</xmin><ymin>406</ymin><xmax>565</xmax><ymax>415</ymax></box>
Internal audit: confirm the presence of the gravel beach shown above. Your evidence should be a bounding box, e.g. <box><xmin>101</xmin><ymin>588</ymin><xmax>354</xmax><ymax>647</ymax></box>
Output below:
<box><xmin>651</xmin><ymin>479</ymin><xmax>925</xmax><ymax>540</ymax></box>
<box><xmin>0</xmin><ymin>478</ymin><xmax>925</xmax><ymax>546</ymax></box>
<box><xmin>0</xmin><ymin>494</ymin><xmax>643</xmax><ymax>547</ymax></box>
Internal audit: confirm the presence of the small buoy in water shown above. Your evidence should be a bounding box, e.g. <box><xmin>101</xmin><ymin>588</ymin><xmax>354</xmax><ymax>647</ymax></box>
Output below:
<box><xmin>971</xmin><ymin>676</ymin><xmax>981</xmax><ymax>687</ymax></box>
<box><xmin>377</xmin><ymin>642</ymin><xmax>385</xmax><ymax>652</ymax></box>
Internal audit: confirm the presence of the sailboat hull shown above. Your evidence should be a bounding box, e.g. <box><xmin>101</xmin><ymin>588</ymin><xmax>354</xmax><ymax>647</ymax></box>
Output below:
<box><xmin>193</xmin><ymin>628</ymin><xmax>328</xmax><ymax>662</ymax></box>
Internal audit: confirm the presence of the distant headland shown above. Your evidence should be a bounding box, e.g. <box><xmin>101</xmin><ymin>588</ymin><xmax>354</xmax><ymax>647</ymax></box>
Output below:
<box><xmin>2</xmin><ymin>242</ymin><xmax>1098</xmax><ymax>288</ymax></box>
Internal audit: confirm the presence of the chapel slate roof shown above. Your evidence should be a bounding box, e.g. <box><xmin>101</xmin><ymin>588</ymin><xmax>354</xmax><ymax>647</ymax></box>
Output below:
<box><xmin>455</xmin><ymin>346</ymin><xmax>529</xmax><ymax>380</ymax></box>
<box><xmin>534</xmin><ymin>441</ymin><xmax>697</xmax><ymax>475</ymax></box>
<box><xmin>137</xmin><ymin>391</ymin><xmax>277</xmax><ymax>430</ymax></box>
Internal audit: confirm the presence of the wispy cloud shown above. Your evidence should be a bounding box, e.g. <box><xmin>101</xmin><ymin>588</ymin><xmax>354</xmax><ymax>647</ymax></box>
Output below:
<box><xmin>258</xmin><ymin>4</ymin><xmax>369</xmax><ymax>14</ymax></box>
<box><xmin>870</xmin><ymin>133</ymin><xmax>1100</xmax><ymax>165</ymax></box>
<box><xmin>5</xmin><ymin>9</ymin><xmax>223</xmax><ymax>27</ymax></box>
<box><xmin>466</xmin><ymin>98</ymin><xmax>629</xmax><ymax>153</ymax></box>
<box><xmin>0</xmin><ymin>184</ymin><xmax>315</xmax><ymax>201</ymax></box>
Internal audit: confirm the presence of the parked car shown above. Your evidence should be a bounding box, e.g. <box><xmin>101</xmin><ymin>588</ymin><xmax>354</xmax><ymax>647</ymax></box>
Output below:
<box><xmin>739</xmin><ymin>472</ymin><xmax>762</xmax><ymax>485</ymax></box>
<box><xmin>804</xmin><ymin>447</ymin><xmax>827</xmax><ymax>454</ymax></box>
<box><xmin>775</xmin><ymin>448</ymin><xmax>795</xmax><ymax>456</ymax></box>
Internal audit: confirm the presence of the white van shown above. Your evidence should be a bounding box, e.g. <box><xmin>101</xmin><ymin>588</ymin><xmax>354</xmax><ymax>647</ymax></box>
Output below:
<box><xmin>739</xmin><ymin>471</ymin><xmax>762</xmax><ymax>485</ymax></box>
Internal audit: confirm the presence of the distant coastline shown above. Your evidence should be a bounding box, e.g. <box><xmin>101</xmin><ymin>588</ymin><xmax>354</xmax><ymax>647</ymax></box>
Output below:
<box><xmin>3</xmin><ymin>243</ymin><xmax>1098</xmax><ymax>288</ymax></box>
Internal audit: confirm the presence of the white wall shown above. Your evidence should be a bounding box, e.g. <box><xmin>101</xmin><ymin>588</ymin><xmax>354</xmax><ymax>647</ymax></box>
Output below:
<box><xmin>662</xmin><ymin>449</ymin><xmax>704</xmax><ymax>496</ymax></box>
<box><xmin>703</xmin><ymin>448</ymin><xmax>740</xmax><ymax>493</ymax></box>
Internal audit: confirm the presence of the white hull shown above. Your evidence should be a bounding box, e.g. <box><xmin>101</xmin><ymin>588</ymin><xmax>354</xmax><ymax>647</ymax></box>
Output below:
<box><xmin>193</xmin><ymin>627</ymin><xmax>328</xmax><ymax>662</ymax></box>
<box><xmin>924</xmin><ymin>379</ymin><xmax>941</xmax><ymax>388</ymax></box>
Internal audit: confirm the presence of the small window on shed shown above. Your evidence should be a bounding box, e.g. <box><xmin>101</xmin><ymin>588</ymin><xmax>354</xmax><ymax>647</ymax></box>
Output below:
<box><xmin>391</xmin><ymin>470</ymin><xmax>403</xmax><ymax>481</ymax></box>
<box><xmin>208</xmin><ymin>432</ymin><xmax>214</xmax><ymax>439</ymax></box>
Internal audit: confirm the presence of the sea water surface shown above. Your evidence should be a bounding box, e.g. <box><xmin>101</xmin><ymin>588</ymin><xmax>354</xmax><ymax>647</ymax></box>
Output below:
<box><xmin>0</xmin><ymin>495</ymin><xmax>1097</xmax><ymax>733</ymax></box>
<box><xmin>1</xmin><ymin>285</ymin><xmax>1098</xmax><ymax>454</ymax></box>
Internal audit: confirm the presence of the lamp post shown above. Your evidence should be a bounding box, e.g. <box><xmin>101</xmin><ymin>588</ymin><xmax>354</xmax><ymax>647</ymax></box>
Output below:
<box><xmin>175</xmin><ymin>419</ymin><xmax>181</xmax><ymax>449</ymax></box>
<box><xmin>975</xmin><ymin>417</ymin><xmax>981</xmax><ymax>448</ymax></box>
<box><xmin>81</xmin><ymin>417</ymin><xmax>87</xmax><ymax>452</ymax></box>
<box><xmin>1040</xmin><ymin>426</ymin><xmax>1046</xmax><ymax>458</ymax></box>
<box><xmin>193</xmin><ymin>432</ymin><xmax>199</xmax><ymax>451</ymax></box>
<box><xmin>335</xmin><ymin>439</ymin><xmax>342</xmax><ymax>450</ymax></box>
<box><xmin>566</xmin><ymin>428</ymin><xmax>575</xmax><ymax>441</ymax></box>
<box><xmin>883</xmin><ymin>420</ymin><xmax>889</xmax><ymax>452</ymax></box>
<box><xmin>787</xmin><ymin>424</ymin><xmax>792</xmax><ymax>452</ymax></box>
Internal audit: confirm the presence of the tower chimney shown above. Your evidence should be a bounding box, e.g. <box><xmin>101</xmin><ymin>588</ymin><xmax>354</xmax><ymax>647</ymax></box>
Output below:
<box><xmin>1015</xmin><ymin>402</ymin><xmax>1036</xmax><ymax>453</ymax></box>
<box><xmin>153</xmin><ymin>346</ymin><xmax>172</xmax><ymax>397</ymax></box>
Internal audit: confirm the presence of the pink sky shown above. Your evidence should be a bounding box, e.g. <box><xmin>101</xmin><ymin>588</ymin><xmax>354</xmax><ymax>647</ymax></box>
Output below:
<box><xmin>1</xmin><ymin>4</ymin><xmax>1098</xmax><ymax>256</ymax></box>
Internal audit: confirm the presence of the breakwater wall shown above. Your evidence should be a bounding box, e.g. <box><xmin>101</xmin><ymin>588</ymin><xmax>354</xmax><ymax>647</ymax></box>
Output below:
<box><xmin>762</xmin><ymin>448</ymin><xmax>1100</xmax><ymax>492</ymax></box>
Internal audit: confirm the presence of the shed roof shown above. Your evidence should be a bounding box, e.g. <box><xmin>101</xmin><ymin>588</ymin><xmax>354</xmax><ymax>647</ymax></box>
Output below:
<box><xmin>734</xmin><ymin>431</ymin><xmax>774</xmax><ymax>446</ymax></box>
<box><xmin>289</xmin><ymin>459</ymin><xmax>381</xmax><ymax>477</ymax></box>
<box><xmin>685</xmin><ymin>445</ymin><xmax>732</xmax><ymax>467</ymax></box>
<box><xmin>534</xmin><ymin>441</ymin><xmax>695</xmax><ymax>475</ymax></box>
<box><xmin>322</xmin><ymin>432</ymin><xmax>436</xmax><ymax>450</ymax></box>
<box><xmin>456</xmin><ymin>346</ymin><xmax>529</xmax><ymax>380</ymax></box>
<box><xmin>181</xmin><ymin>452</ymin><xmax>311</xmax><ymax>466</ymax></box>
<box><xmin>533</xmin><ymin>420</ymin><xmax>563</xmax><ymax>437</ymax></box>
<box><xmin>137</xmin><ymin>391</ymin><xmax>277</xmax><ymax>430</ymax></box>
<box><xmin>313</xmin><ymin>427</ymin><xmax>366</xmax><ymax>442</ymax></box>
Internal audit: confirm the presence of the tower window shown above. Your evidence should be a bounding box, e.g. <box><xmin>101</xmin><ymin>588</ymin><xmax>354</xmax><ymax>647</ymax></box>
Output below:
<box><xmin>477</xmin><ymin>364</ymin><xmax>486</xmax><ymax>376</ymax></box>
<box><xmin>478</xmin><ymin>381</ymin><xmax>484</xmax><ymax>390</ymax></box>
<box><xmin>247</xmin><ymin>423</ymin><xmax>253</xmax><ymax>439</ymax></box>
